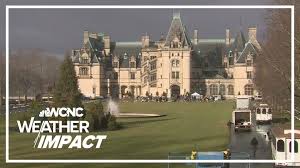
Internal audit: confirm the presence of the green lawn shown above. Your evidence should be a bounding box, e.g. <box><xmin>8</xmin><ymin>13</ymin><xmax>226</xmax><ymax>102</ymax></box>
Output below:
<box><xmin>0</xmin><ymin>101</ymin><xmax>234</xmax><ymax>168</ymax></box>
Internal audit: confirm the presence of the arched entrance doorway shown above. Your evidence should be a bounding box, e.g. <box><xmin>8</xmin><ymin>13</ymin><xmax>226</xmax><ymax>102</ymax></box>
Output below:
<box><xmin>171</xmin><ymin>85</ymin><xmax>180</xmax><ymax>98</ymax></box>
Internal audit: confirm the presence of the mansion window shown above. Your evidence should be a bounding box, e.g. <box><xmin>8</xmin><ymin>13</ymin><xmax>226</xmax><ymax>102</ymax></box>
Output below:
<box><xmin>150</xmin><ymin>74</ymin><xmax>157</xmax><ymax>81</ymax></box>
<box><xmin>79</xmin><ymin>67</ymin><xmax>89</xmax><ymax>76</ymax></box>
<box><xmin>130</xmin><ymin>61</ymin><xmax>136</xmax><ymax>68</ymax></box>
<box><xmin>130</xmin><ymin>72</ymin><xmax>135</xmax><ymax>79</ymax></box>
<box><xmin>150</xmin><ymin>62</ymin><xmax>157</xmax><ymax>70</ymax></box>
<box><xmin>247</xmin><ymin>71</ymin><xmax>252</xmax><ymax>79</ymax></box>
<box><xmin>144</xmin><ymin>76</ymin><xmax>147</xmax><ymax>83</ymax></box>
<box><xmin>172</xmin><ymin>60</ymin><xmax>180</xmax><ymax>67</ymax></box>
<box><xmin>150</xmin><ymin>56</ymin><xmax>156</xmax><ymax>60</ymax></box>
<box><xmin>113</xmin><ymin>72</ymin><xmax>118</xmax><ymax>79</ymax></box>
<box><xmin>172</xmin><ymin>71</ymin><xmax>180</xmax><ymax>79</ymax></box>
<box><xmin>246</xmin><ymin>59</ymin><xmax>252</xmax><ymax>66</ymax></box>
<box><xmin>209</xmin><ymin>84</ymin><xmax>218</xmax><ymax>95</ymax></box>
<box><xmin>228</xmin><ymin>85</ymin><xmax>234</xmax><ymax>95</ymax></box>
<box><xmin>92</xmin><ymin>87</ymin><xmax>96</xmax><ymax>94</ymax></box>
<box><xmin>113</xmin><ymin>62</ymin><xmax>119</xmax><ymax>68</ymax></box>
<box><xmin>244</xmin><ymin>84</ymin><xmax>254</xmax><ymax>95</ymax></box>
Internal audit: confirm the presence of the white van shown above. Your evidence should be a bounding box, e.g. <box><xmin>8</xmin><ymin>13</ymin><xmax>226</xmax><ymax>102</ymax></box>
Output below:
<box><xmin>256</xmin><ymin>103</ymin><xmax>272</xmax><ymax>124</ymax></box>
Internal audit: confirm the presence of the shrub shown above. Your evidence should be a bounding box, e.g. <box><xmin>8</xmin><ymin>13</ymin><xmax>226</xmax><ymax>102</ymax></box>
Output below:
<box><xmin>106</xmin><ymin>113</ymin><xmax>121</xmax><ymax>131</ymax></box>
<box><xmin>17</xmin><ymin>112</ymin><xmax>32</xmax><ymax>123</ymax></box>
<box><xmin>84</xmin><ymin>101</ymin><xmax>121</xmax><ymax>131</ymax></box>
<box><xmin>84</xmin><ymin>101</ymin><xmax>105</xmax><ymax>130</ymax></box>
<box><xmin>28</xmin><ymin>100</ymin><xmax>43</xmax><ymax>116</ymax></box>
<box><xmin>18</xmin><ymin>100</ymin><xmax>44</xmax><ymax>123</ymax></box>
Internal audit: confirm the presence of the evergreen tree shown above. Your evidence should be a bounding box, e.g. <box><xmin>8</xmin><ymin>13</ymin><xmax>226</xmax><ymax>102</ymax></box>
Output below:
<box><xmin>53</xmin><ymin>52</ymin><xmax>82</xmax><ymax>108</ymax></box>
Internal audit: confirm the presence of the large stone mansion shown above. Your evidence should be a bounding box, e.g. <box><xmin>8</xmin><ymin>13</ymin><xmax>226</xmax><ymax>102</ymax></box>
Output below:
<box><xmin>72</xmin><ymin>12</ymin><xmax>261</xmax><ymax>99</ymax></box>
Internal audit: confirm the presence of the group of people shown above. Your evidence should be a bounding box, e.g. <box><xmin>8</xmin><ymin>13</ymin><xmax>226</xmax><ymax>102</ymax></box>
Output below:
<box><xmin>120</xmin><ymin>94</ymin><xmax>225</xmax><ymax>103</ymax></box>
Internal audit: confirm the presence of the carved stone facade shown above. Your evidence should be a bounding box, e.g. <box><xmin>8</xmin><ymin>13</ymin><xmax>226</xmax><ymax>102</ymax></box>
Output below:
<box><xmin>72</xmin><ymin>12</ymin><xmax>261</xmax><ymax>99</ymax></box>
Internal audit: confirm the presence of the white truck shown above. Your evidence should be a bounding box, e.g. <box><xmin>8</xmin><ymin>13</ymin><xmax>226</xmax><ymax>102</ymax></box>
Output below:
<box><xmin>256</xmin><ymin>103</ymin><xmax>272</xmax><ymax>124</ymax></box>
<box><xmin>232</xmin><ymin>96</ymin><xmax>252</xmax><ymax>132</ymax></box>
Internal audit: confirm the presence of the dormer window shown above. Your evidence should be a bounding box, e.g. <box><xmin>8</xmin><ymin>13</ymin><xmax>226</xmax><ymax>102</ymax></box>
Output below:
<box><xmin>124</xmin><ymin>53</ymin><xmax>128</xmax><ymax>59</ymax></box>
<box><xmin>130</xmin><ymin>61</ymin><xmax>136</xmax><ymax>68</ymax></box>
<box><xmin>172</xmin><ymin>36</ymin><xmax>180</xmax><ymax>48</ymax></box>
<box><xmin>81</xmin><ymin>53</ymin><xmax>89</xmax><ymax>64</ymax></box>
<box><xmin>113</xmin><ymin>61</ymin><xmax>119</xmax><ymax>68</ymax></box>
<box><xmin>246</xmin><ymin>59</ymin><xmax>252</xmax><ymax>66</ymax></box>
<box><xmin>82</xmin><ymin>58</ymin><xmax>89</xmax><ymax>64</ymax></box>
<box><xmin>229</xmin><ymin>51</ymin><xmax>233</xmax><ymax>57</ymax></box>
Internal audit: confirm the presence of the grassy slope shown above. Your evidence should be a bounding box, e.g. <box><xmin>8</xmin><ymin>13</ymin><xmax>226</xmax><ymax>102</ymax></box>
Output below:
<box><xmin>1</xmin><ymin>101</ymin><xmax>233</xmax><ymax>168</ymax></box>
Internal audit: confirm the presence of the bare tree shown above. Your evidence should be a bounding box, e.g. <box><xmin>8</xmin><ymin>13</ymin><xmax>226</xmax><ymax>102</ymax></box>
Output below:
<box><xmin>10</xmin><ymin>49</ymin><xmax>61</xmax><ymax>104</ymax></box>
<box><xmin>255</xmin><ymin>8</ymin><xmax>291</xmax><ymax>112</ymax></box>
<box><xmin>255</xmin><ymin>1</ymin><xmax>300</xmax><ymax>113</ymax></box>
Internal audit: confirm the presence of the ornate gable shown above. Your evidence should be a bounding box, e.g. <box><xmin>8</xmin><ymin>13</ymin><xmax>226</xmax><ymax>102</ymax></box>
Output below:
<box><xmin>165</xmin><ymin>12</ymin><xmax>191</xmax><ymax>48</ymax></box>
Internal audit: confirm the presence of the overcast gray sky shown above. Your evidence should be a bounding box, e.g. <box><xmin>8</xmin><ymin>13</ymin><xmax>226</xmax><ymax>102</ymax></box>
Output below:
<box><xmin>1</xmin><ymin>0</ymin><xmax>278</xmax><ymax>58</ymax></box>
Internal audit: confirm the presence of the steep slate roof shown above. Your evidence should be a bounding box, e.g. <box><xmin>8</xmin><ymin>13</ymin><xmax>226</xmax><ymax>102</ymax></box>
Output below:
<box><xmin>233</xmin><ymin>31</ymin><xmax>246</xmax><ymax>52</ymax></box>
<box><xmin>72</xmin><ymin>35</ymin><xmax>105</xmax><ymax>64</ymax></box>
<box><xmin>224</xmin><ymin>31</ymin><xmax>247</xmax><ymax>60</ymax></box>
<box><xmin>88</xmin><ymin>37</ymin><xmax>104</xmax><ymax>63</ymax></box>
<box><xmin>165</xmin><ymin>12</ymin><xmax>192</xmax><ymax>47</ymax></box>
<box><xmin>236</xmin><ymin>42</ymin><xmax>258</xmax><ymax>63</ymax></box>
<box><xmin>192</xmin><ymin>39</ymin><xmax>226</xmax><ymax>68</ymax></box>
<box><xmin>111</xmin><ymin>42</ymin><xmax>142</xmax><ymax>68</ymax></box>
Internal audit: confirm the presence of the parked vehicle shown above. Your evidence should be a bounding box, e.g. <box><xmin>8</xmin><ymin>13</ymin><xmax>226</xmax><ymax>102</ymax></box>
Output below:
<box><xmin>235</xmin><ymin>95</ymin><xmax>250</xmax><ymax>109</ymax></box>
<box><xmin>270</xmin><ymin>126</ymin><xmax>300</xmax><ymax>167</ymax></box>
<box><xmin>232</xmin><ymin>109</ymin><xmax>252</xmax><ymax>132</ymax></box>
<box><xmin>232</xmin><ymin>96</ymin><xmax>252</xmax><ymax>132</ymax></box>
<box><xmin>256</xmin><ymin>103</ymin><xmax>272</xmax><ymax>124</ymax></box>
<box><xmin>196</xmin><ymin>152</ymin><xmax>227</xmax><ymax>168</ymax></box>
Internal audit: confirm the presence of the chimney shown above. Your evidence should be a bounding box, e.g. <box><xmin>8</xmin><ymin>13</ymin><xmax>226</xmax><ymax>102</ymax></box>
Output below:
<box><xmin>103</xmin><ymin>35</ymin><xmax>110</xmax><ymax>54</ymax></box>
<box><xmin>83</xmin><ymin>30</ymin><xmax>89</xmax><ymax>44</ymax></box>
<box><xmin>141</xmin><ymin>33</ymin><xmax>150</xmax><ymax>48</ymax></box>
<box><xmin>248</xmin><ymin>27</ymin><xmax>257</xmax><ymax>42</ymax></box>
<box><xmin>225</xmin><ymin>28</ymin><xmax>230</xmax><ymax>46</ymax></box>
<box><xmin>193</xmin><ymin>29</ymin><xmax>198</xmax><ymax>45</ymax></box>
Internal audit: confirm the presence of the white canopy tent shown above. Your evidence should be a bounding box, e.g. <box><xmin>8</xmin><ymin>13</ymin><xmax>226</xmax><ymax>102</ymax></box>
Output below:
<box><xmin>191</xmin><ymin>92</ymin><xmax>201</xmax><ymax>99</ymax></box>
